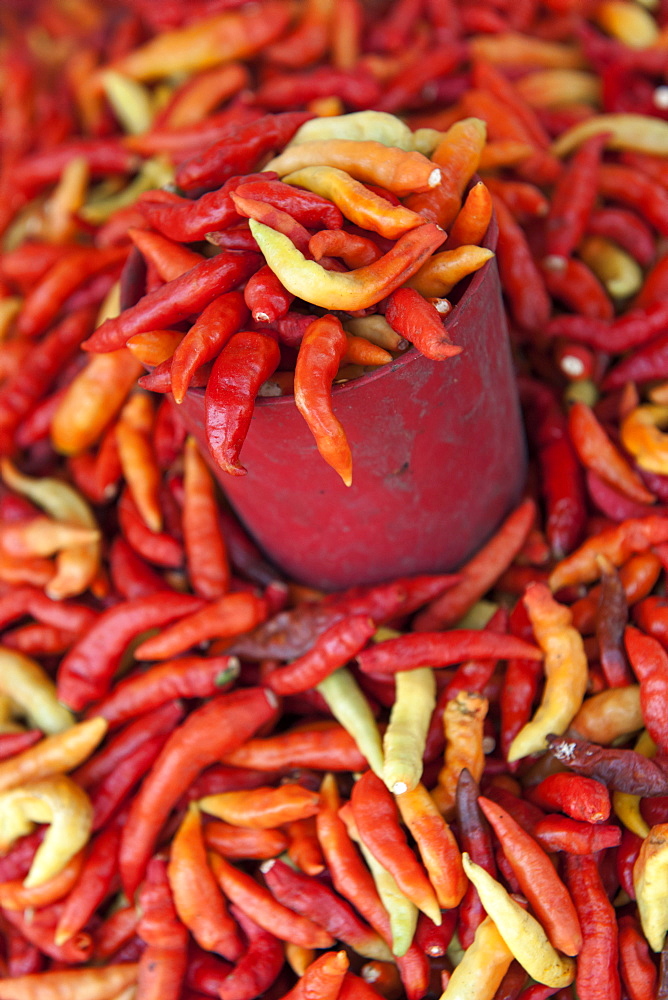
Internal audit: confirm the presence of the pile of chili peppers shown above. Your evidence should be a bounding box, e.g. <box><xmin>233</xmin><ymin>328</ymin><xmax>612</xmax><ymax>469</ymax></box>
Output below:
<box><xmin>2</xmin><ymin>1</ymin><xmax>668</xmax><ymax>999</ymax></box>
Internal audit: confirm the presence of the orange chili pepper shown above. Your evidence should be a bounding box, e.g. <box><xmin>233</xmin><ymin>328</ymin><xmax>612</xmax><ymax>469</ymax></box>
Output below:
<box><xmin>203</xmin><ymin>820</ymin><xmax>288</xmax><ymax>860</ymax></box>
<box><xmin>285</xmin><ymin>816</ymin><xmax>326</xmax><ymax>876</ymax></box>
<box><xmin>0</xmin><ymin>849</ymin><xmax>85</xmax><ymax>911</ymax></box>
<box><xmin>405</xmin><ymin>117</ymin><xmax>487</xmax><ymax>228</ymax></box>
<box><xmin>115</xmin><ymin>395</ymin><xmax>162</xmax><ymax>533</ymax></box>
<box><xmin>568</xmin><ymin>401</ymin><xmax>656</xmax><ymax>506</ymax></box>
<box><xmin>396</xmin><ymin>782</ymin><xmax>467</xmax><ymax>910</ymax></box>
<box><xmin>128</xmin><ymin>229</ymin><xmax>203</xmax><ymax>282</ymax></box>
<box><xmin>280</xmin><ymin>950</ymin><xmax>349</xmax><ymax>1000</ymax></box>
<box><xmin>125</xmin><ymin>330</ymin><xmax>184</xmax><ymax>367</ymax></box>
<box><xmin>167</xmin><ymin>803</ymin><xmax>243</xmax><ymax>960</ymax></box>
<box><xmin>50</xmin><ymin>349</ymin><xmax>144</xmax><ymax>456</ymax></box>
<box><xmin>549</xmin><ymin>515</ymin><xmax>668</xmax><ymax>591</ymax></box>
<box><xmin>309</xmin><ymin>229</ymin><xmax>383</xmax><ymax>269</ymax></box>
<box><xmin>200</xmin><ymin>784</ymin><xmax>321</xmax><ymax>829</ymax></box>
<box><xmin>267</xmin><ymin>140</ymin><xmax>442</xmax><ymax>197</ymax></box>
<box><xmin>294</xmin><ymin>314</ymin><xmax>353</xmax><ymax>486</ymax></box>
<box><xmin>432</xmin><ymin>692</ymin><xmax>488</xmax><ymax>818</ymax></box>
<box><xmin>182</xmin><ymin>436</ymin><xmax>230</xmax><ymax>600</ymax></box>
<box><xmin>446</xmin><ymin>180</ymin><xmax>493</xmax><ymax>249</ymax></box>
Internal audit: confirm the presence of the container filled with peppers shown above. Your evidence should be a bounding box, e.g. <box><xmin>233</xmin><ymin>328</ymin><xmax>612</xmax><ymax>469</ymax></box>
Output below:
<box><xmin>86</xmin><ymin>107</ymin><xmax>527</xmax><ymax>589</ymax></box>
<box><xmin>3</xmin><ymin>2</ymin><xmax>668</xmax><ymax>1000</ymax></box>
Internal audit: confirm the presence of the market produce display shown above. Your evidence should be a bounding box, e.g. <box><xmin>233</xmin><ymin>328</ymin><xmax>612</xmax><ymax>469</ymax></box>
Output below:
<box><xmin>1</xmin><ymin>0</ymin><xmax>668</xmax><ymax>998</ymax></box>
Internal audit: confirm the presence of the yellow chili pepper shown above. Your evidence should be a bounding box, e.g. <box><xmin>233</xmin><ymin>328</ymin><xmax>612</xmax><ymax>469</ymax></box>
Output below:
<box><xmin>621</xmin><ymin>404</ymin><xmax>668</xmax><ymax>476</ymax></box>
<box><xmin>249</xmin><ymin>219</ymin><xmax>445</xmax><ymax>311</ymax></box>
<box><xmin>383</xmin><ymin>667</ymin><xmax>435</xmax><ymax>794</ymax></box>
<box><xmin>284</xmin><ymin>165</ymin><xmax>424</xmax><ymax>239</ymax></box>
<box><xmin>634</xmin><ymin>823</ymin><xmax>668</xmax><ymax>951</ymax></box>
<box><xmin>0</xmin><ymin>775</ymin><xmax>94</xmax><ymax>887</ymax></box>
<box><xmin>462</xmin><ymin>854</ymin><xmax>576</xmax><ymax>988</ymax></box>
<box><xmin>406</xmin><ymin>245</ymin><xmax>495</xmax><ymax>298</ymax></box>
<box><xmin>0</xmin><ymin>717</ymin><xmax>108</xmax><ymax>794</ymax></box>
<box><xmin>440</xmin><ymin>915</ymin><xmax>514</xmax><ymax>1000</ymax></box>
<box><xmin>433</xmin><ymin>691</ymin><xmax>488</xmax><ymax>818</ymax></box>
<box><xmin>593</xmin><ymin>1</ymin><xmax>660</xmax><ymax>50</ymax></box>
<box><xmin>507</xmin><ymin>582</ymin><xmax>587</xmax><ymax>762</ymax></box>
<box><xmin>265</xmin><ymin>140</ymin><xmax>442</xmax><ymax>197</ymax></box>
<box><xmin>551</xmin><ymin>112</ymin><xmax>668</xmax><ymax>157</ymax></box>
<box><xmin>613</xmin><ymin>729</ymin><xmax>657</xmax><ymax>840</ymax></box>
<box><xmin>578</xmin><ymin>234</ymin><xmax>643</xmax><ymax>300</ymax></box>
<box><xmin>470</xmin><ymin>32</ymin><xmax>587</xmax><ymax>69</ymax></box>
<box><xmin>317</xmin><ymin>667</ymin><xmax>384</xmax><ymax>778</ymax></box>
<box><xmin>514</xmin><ymin>69</ymin><xmax>602</xmax><ymax>109</ymax></box>
<box><xmin>343</xmin><ymin>315</ymin><xmax>407</xmax><ymax>351</ymax></box>
<box><xmin>288</xmin><ymin>110</ymin><xmax>417</xmax><ymax>150</ymax></box>
<box><xmin>0</xmin><ymin>516</ymin><xmax>100</xmax><ymax>558</ymax></box>
<box><xmin>0</xmin><ymin>647</ymin><xmax>74</xmax><ymax>734</ymax></box>
<box><xmin>1</xmin><ymin>460</ymin><xmax>101</xmax><ymax>601</ymax></box>
<box><xmin>0</xmin><ymin>965</ymin><xmax>139</xmax><ymax>1000</ymax></box>
<box><xmin>570</xmin><ymin>684</ymin><xmax>643</xmax><ymax>745</ymax></box>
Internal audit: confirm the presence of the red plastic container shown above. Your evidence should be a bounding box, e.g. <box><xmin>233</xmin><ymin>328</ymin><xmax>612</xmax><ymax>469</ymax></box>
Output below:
<box><xmin>176</xmin><ymin>217</ymin><xmax>527</xmax><ymax>590</ymax></box>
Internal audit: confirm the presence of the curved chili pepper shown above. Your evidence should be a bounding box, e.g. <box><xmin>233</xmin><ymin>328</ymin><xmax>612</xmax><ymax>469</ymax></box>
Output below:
<box><xmin>235</xmin><ymin>178</ymin><xmax>344</xmax><ymax>230</ymax></box>
<box><xmin>176</xmin><ymin>112</ymin><xmax>313</xmax><ymax>191</ymax></box>
<box><xmin>309</xmin><ymin>229</ymin><xmax>383</xmax><ymax>269</ymax></box>
<box><xmin>218</xmin><ymin>905</ymin><xmax>284</xmax><ymax>1000</ymax></box>
<box><xmin>244</xmin><ymin>264</ymin><xmax>294</xmax><ymax>325</ymax></box>
<box><xmin>595</xmin><ymin>555</ymin><xmax>633</xmax><ymax>687</ymax></box>
<box><xmin>205</xmin><ymin>330</ymin><xmax>280</xmax><ymax>477</ymax></box>
<box><xmin>119</xmin><ymin>687</ymin><xmax>277</xmax><ymax>896</ymax></box>
<box><xmin>56</xmin><ymin>590</ymin><xmax>204</xmax><ymax>710</ymax></box>
<box><xmin>385</xmin><ymin>287</ymin><xmax>462</xmax><ymax>361</ymax></box>
<box><xmin>528</xmin><ymin>773</ymin><xmax>611</xmax><ymax>822</ymax></box>
<box><xmin>167</xmin><ymin>803</ymin><xmax>243</xmax><ymax>959</ymax></box>
<box><xmin>618</xmin><ymin>912</ymin><xmax>658</xmax><ymax>1000</ymax></box>
<box><xmin>83</xmin><ymin>251</ymin><xmax>261</xmax><ymax>354</ymax></box>
<box><xmin>549</xmin><ymin>516</ymin><xmax>668</xmax><ymax>591</ymax></box>
<box><xmin>267</xmin><ymin>614</ymin><xmax>375</xmax><ymax>695</ymax></box>
<box><xmin>256</xmin><ymin>206</ymin><xmax>442</xmax><ymax>301</ymax></box>
<box><xmin>293</xmin><ymin>313</ymin><xmax>352</xmax><ymax>486</ymax></box>
<box><xmin>547</xmin><ymin>735</ymin><xmax>668</xmax><ymax>796</ymax></box>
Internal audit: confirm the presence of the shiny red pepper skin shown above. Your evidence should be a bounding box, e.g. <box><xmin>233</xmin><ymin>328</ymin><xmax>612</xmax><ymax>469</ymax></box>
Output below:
<box><xmin>205</xmin><ymin>330</ymin><xmax>281</xmax><ymax>477</ymax></box>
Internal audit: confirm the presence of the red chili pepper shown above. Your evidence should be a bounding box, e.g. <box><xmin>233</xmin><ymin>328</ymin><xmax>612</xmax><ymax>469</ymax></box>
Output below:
<box><xmin>587</xmin><ymin>207</ymin><xmax>656</xmax><ymax>268</ymax></box>
<box><xmin>257</xmin><ymin>66</ymin><xmax>381</xmax><ymax>110</ymax></box>
<box><xmin>444</xmin><ymin>607</ymin><xmax>508</xmax><ymax>700</ymax></box>
<box><xmin>137</xmin><ymin>858</ymin><xmax>188</xmax><ymax>1000</ymax></box>
<box><xmin>528</xmin><ymin>772</ymin><xmax>611</xmax><ymax>822</ymax></box>
<box><xmin>184</xmin><ymin>943</ymin><xmax>233</xmax><ymax>997</ymax></box>
<box><xmin>54</xmin><ymin>814</ymin><xmax>124</xmax><ymax>948</ymax></box>
<box><xmin>598</xmin><ymin>163</ymin><xmax>668</xmax><ymax>237</ymax></box>
<box><xmin>618</xmin><ymin>913</ymin><xmax>658</xmax><ymax>1000</ymax></box>
<box><xmin>0</xmin><ymin>730</ymin><xmax>42</xmax><ymax>761</ymax></box>
<box><xmin>385</xmin><ymin>287</ymin><xmax>462</xmax><ymax>361</ymax></box>
<box><xmin>542</xmin><ymin>256</ymin><xmax>613</xmax><ymax>321</ymax></box>
<box><xmin>491</xmin><ymin>193</ymin><xmax>552</xmax><ymax>333</ymax></box>
<box><xmin>74</xmin><ymin>701</ymin><xmax>184</xmax><ymax>791</ymax></box>
<box><xmin>356</xmin><ymin>629</ymin><xmax>541</xmax><ymax>675</ymax></box>
<box><xmin>90</xmin><ymin>732</ymin><xmax>170</xmax><ymax>831</ymax></box>
<box><xmin>218</xmin><ymin>905</ymin><xmax>284</xmax><ymax>1000</ymax></box>
<box><xmin>625</xmin><ymin>625</ymin><xmax>668</xmax><ymax>755</ymax></box>
<box><xmin>0</xmin><ymin>307</ymin><xmax>95</xmax><ymax>455</ymax></box>
<box><xmin>176</xmin><ymin>112</ymin><xmax>313</xmax><ymax>191</ymax></box>
<box><xmin>262</xmin><ymin>858</ymin><xmax>389</xmax><ymax>960</ymax></box>
<box><xmin>617</xmin><ymin>829</ymin><xmax>643</xmax><ymax>901</ymax></box>
<box><xmin>478</xmin><ymin>795</ymin><xmax>582</xmax><ymax>956</ymax></box>
<box><xmin>108</xmin><ymin>536</ymin><xmax>171</xmax><ymax>600</ymax></box>
<box><xmin>119</xmin><ymin>686</ymin><xmax>277</xmax><ymax>896</ymax></box>
<box><xmin>205</xmin><ymin>330</ymin><xmax>280</xmax><ymax>476</ymax></box>
<box><xmin>414</xmin><ymin>498</ymin><xmax>537</xmax><ymax>630</ymax></box>
<box><xmin>544</xmin><ymin>132</ymin><xmax>608</xmax><ymax>264</ymax></box>
<box><xmin>564</xmin><ymin>854</ymin><xmax>621</xmax><ymax>1000</ymax></box>
<box><xmin>309</xmin><ymin>229</ymin><xmax>382</xmax><ymax>269</ymax></box>
<box><xmin>376</xmin><ymin>43</ymin><xmax>464</xmax><ymax>113</ymax></box>
<box><xmin>168</xmin><ymin>293</ymin><xmax>249</xmax><ymax>405</ymax></box>
<box><xmin>56</xmin><ymin>590</ymin><xmax>205</xmax><ymax>710</ymax></box>
<box><xmin>137</xmin><ymin>172</ymin><xmax>274</xmax><ymax>242</ymax></box>
<box><xmin>92</xmin><ymin>905</ymin><xmax>140</xmax><ymax>962</ymax></box>
<box><xmin>15</xmin><ymin>139</ymin><xmax>139</xmax><ymax>198</ymax></box>
<box><xmin>117</xmin><ymin>488</ymin><xmax>184</xmax><ymax>569</ymax></box>
<box><xmin>234</xmin><ymin>179</ymin><xmax>343</xmax><ymax>230</ymax></box>
<box><xmin>244</xmin><ymin>265</ymin><xmax>294</xmax><ymax>325</ymax></box>
<box><xmin>267</xmin><ymin>614</ymin><xmax>375</xmax><ymax>695</ymax></box>
<box><xmin>533</xmin><ymin>815</ymin><xmax>621</xmax><ymax>854</ymax></box>
<box><xmin>83</xmin><ymin>251</ymin><xmax>261</xmax><ymax>354</ymax></box>
<box><xmin>350</xmin><ymin>769</ymin><xmax>441</xmax><ymax>923</ymax></box>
